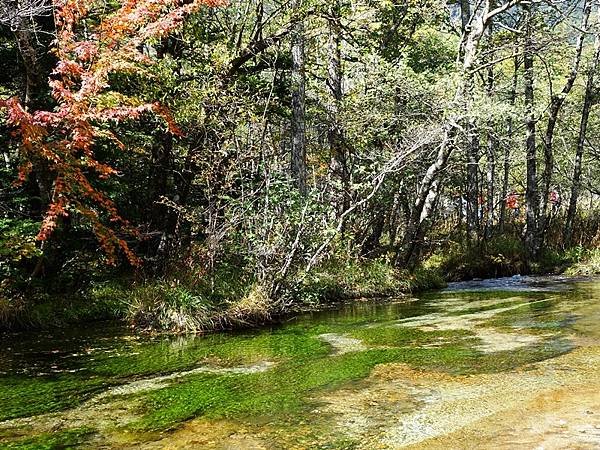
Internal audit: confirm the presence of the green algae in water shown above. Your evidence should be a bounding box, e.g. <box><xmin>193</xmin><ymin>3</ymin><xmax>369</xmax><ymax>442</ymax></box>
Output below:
<box><xmin>1</xmin><ymin>279</ymin><xmax>596</xmax><ymax>447</ymax></box>
<box><xmin>0</xmin><ymin>328</ymin><xmax>329</xmax><ymax>421</ymax></box>
<box><xmin>90</xmin><ymin>328</ymin><xmax>330</xmax><ymax>377</ymax></box>
<box><xmin>348</xmin><ymin>326</ymin><xmax>472</xmax><ymax>347</ymax></box>
<box><xmin>0</xmin><ymin>376</ymin><xmax>109</xmax><ymax>422</ymax></box>
<box><xmin>446</xmin><ymin>299</ymin><xmax>532</xmax><ymax>316</ymax></box>
<box><xmin>1</xmin><ymin>427</ymin><xmax>94</xmax><ymax>450</ymax></box>
<box><xmin>484</xmin><ymin>300</ymin><xmax>578</xmax><ymax>333</ymax></box>
<box><xmin>129</xmin><ymin>336</ymin><xmax>571</xmax><ymax>433</ymax></box>
<box><xmin>129</xmin><ymin>346</ymin><xmax>475</xmax><ymax>431</ymax></box>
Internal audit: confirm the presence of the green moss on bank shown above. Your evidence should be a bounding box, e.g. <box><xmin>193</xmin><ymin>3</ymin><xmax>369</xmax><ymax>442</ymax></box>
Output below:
<box><xmin>0</xmin><ymin>377</ymin><xmax>108</xmax><ymax>422</ymax></box>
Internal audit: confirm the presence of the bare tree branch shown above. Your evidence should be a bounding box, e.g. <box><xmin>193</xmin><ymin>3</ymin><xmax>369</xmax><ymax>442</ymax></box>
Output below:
<box><xmin>0</xmin><ymin>0</ymin><xmax>53</xmax><ymax>31</ymax></box>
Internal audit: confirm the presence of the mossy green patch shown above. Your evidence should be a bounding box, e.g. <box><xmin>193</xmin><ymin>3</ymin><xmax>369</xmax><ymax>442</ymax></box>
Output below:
<box><xmin>91</xmin><ymin>329</ymin><xmax>329</xmax><ymax>378</ymax></box>
<box><xmin>0</xmin><ymin>281</ymin><xmax>592</xmax><ymax>447</ymax></box>
<box><xmin>0</xmin><ymin>328</ymin><xmax>329</xmax><ymax>422</ymax></box>
<box><xmin>1</xmin><ymin>427</ymin><xmax>94</xmax><ymax>450</ymax></box>
<box><xmin>128</xmin><ymin>346</ymin><xmax>472</xmax><ymax>431</ymax></box>
<box><xmin>466</xmin><ymin>338</ymin><xmax>574</xmax><ymax>373</ymax></box>
<box><xmin>445</xmin><ymin>300</ymin><xmax>527</xmax><ymax>316</ymax></box>
<box><xmin>348</xmin><ymin>325</ymin><xmax>471</xmax><ymax>347</ymax></box>
<box><xmin>128</xmin><ymin>333</ymin><xmax>570</xmax><ymax>433</ymax></box>
<box><xmin>0</xmin><ymin>376</ymin><xmax>107</xmax><ymax>422</ymax></box>
<box><xmin>484</xmin><ymin>301</ymin><xmax>575</xmax><ymax>334</ymax></box>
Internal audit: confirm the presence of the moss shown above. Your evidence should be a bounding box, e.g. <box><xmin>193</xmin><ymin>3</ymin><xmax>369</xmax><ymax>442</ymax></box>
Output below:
<box><xmin>484</xmin><ymin>301</ymin><xmax>576</xmax><ymax>334</ymax></box>
<box><xmin>0</xmin><ymin>325</ymin><xmax>334</xmax><ymax>422</ymax></box>
<box><xmin>428</xmin><ymin>289</ymin><xmax>549</xmax><ymax>303</ymax></box>
<box><xmin>92</xmin><ymin>328</ymin><xmax>329</xmax><ymax>378</ymax></box>
<box><xmin>320</xmin><ymin>439</ymin><xmax>359</xmax><ymax>450</ymax></box>
<box><xmin>129</xmin><ymin>347</ymin><xmax>464</xmax><ymax>431</ymax></box>
<box><xmin>1</xmin><ymin>427</ymin><xmax>94</xmax><ymax>449</ymax></box>
<box><xmin>0</xmin><ymin>283</ymin><xmax>586</xmax><ymax>446</ymax></box>
<box><xmin>0</xmin><ymin>376</ymin><xmax>109</xmax><ymax>422</ymax></box>
<box><xmin>445</xmin><ymin>300</ymin><xmax>527</xmax><ymax>316</ymax></box>
<box><xmin>127</xmin><ymin>332</ymin><xmax>569</xmax><ymax>433</ymax></box>
<box><xmin>348</xmin><ymin>325</ymin><xmax>471</xmax><ymax>347</ymax></box>
<box><xmin>0</xmin><ymin>285</ymin><xmax>574</xmax><ymax>425</ymax></box>
<box><xmin>463</xmin><ymin>338</ymin><xmax>574</xmax><ymax>373</ymax></box>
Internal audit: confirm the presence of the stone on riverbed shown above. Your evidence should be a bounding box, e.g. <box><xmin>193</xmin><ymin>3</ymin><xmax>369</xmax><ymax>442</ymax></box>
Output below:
<box><xmin>319</xmin><ymin>333</ymin><xmax>367</xmax><ymax>355</ymax></box>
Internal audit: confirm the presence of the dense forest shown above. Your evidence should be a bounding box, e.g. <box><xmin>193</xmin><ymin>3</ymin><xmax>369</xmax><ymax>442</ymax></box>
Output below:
<box><xmin>2</xmin><ymin>0</ymin><xmax>600</xmax><ymax>331</ymax></box>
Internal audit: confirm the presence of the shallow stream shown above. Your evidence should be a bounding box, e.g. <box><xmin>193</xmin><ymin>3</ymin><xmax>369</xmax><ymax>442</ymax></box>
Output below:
<box><xmin>1</xmin><ymin>275</ymin><xmax>600</xmax><ymax>449</ymax></box>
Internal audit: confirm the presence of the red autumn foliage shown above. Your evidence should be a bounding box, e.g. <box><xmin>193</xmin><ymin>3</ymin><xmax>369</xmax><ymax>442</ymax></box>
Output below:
<box><xmin>0</xmin><ymin>0</ymin><xmax>223</xmax><ymax>265</ymax></box>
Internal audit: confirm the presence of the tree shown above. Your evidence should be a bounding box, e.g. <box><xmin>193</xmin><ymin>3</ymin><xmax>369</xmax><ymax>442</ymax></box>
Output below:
<box><xmin>327</xmin><ymin>0</ymin><xmax>348</xmax><ymax>218</ymax></box>
<box><xmin>523</xmin><ymin>2</ymin><xmax>539</xmax><ymax>258</ymax></box>
<box><xmin>290</xmin><ymin>0</ymin><xmax>307</xmax><ymax>194</ymax></box>
<box><xmin>1</xmin><ymin>0</ymin><xmax>221</xmax><ymax>266</ymax></box>
<box><xmin>565</xmin><ymin>2</ymin><xmax>600</xmax><ymax>245</ymax></box>
<box><xmin>538</xmin><ymin>1</ymin><xmax>591</xmax><ymax>246</ymax></box>
<box><xmin>399</xmin><ymin>0</ymin><xmax>525</xmax><ymax>266</ymax></box>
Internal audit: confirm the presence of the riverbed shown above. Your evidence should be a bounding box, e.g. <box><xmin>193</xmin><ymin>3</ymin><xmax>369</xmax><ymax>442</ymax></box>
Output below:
<box><xmin>1</xmin><ymin>276</ymin><xmax>599</xmax><ymax>448</ymax></box>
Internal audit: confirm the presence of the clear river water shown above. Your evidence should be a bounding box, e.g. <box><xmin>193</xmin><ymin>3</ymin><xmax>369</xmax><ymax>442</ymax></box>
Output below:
<box><xmin>1</xmin><ymin>275</ymin><xmax>600</xmax><ymax>449</ymax></box>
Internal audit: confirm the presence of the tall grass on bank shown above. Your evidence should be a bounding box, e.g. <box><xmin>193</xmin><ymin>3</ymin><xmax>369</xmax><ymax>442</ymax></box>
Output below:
<box><xmin>3</xmin><ymin>242</ymin><xmax>600</xmax><ymax>332</ymax></box>
<box><xmin>0</xmin><ymin>256</ymin><xmax>445</xmax><ymax>332</ymax></box>
<box><xmin>124</xmin><ymin>258</ymin><xmax>445</xmax><ymax>332</ymax></box>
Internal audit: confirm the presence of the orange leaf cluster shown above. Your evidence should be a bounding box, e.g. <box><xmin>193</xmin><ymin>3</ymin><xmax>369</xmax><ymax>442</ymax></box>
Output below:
<box><xmin>1</xmin><ymin>0</ymin><xmax>223</xmax><ymax>266</ymax></box>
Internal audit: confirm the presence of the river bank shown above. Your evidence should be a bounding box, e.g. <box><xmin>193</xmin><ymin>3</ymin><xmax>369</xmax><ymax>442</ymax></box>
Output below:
<box><xmin>4</xmin><ymin>243</ymin><xmax>600</xmax><ymax>333</ymax></box>
<box><xmin>0</xmin><ymin>259</ymin><xmax>445</xmax><ymax>333</ymax></box>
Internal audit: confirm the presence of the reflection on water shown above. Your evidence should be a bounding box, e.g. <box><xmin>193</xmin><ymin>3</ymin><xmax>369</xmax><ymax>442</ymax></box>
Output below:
<box><xmin>0</xmin><ymin>299</ymin><xmax>436</xmax><ymax>378</ymax></box>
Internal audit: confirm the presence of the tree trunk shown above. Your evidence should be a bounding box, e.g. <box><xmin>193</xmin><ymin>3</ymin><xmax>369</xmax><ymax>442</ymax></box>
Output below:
<box><xmin>399</xmin><ymin>0</ymin><xmax>523</xmax><ymax>266</ymax></box>
<box><xmin>13</xmin><ymin>18</ymin><xmax>54</xmax><ymax>208</ymax></box>
<box><xmin>523</xmin><ymin>4</ymin><xmax>539</xmax><ymax>258</ymax></box>
<box><xmin>290</xmin><ymin>0</ymin><xmax>307</xmax><ymax>194</ymax></box>
<box><xmin>12</xmin><ymin>12</ymin><xmax>57</xmax><ymax>278</ymax></box>
<box><xmin>500</xmin><ymin>48</ymin><xmax>519</xmax><ymax>232</ymax></box>
<box><xmin>14</xmin><ymin>27</ymin><xmax>45</xmax><ymax>110</ymax></box>
<box><xmin>565</xmin><ymin>8</ymin><xmax>600</xmax><ymax>246</ymax></box>
<box><xmin>484</xmin><ymin>12</ymin><xmax>496</xmax><ymax>239</ymax></box>
<box><xmin>485</xmin><ymin>131</ymin><xmax>496</xmax><ymax>239</ymax></box>
<box><xmin>361</xmin><ymin>212</ymin><xmax>385</xmax><ymax>257</ymax></box>
<box><xmin>327</xmin><ymin>0</ymin><xmax>348</xmax><ymax>217</ymax></box>
<box><xmin>460</xmin><ymin>0</ymin><xmax>480</xmax><ymax>244</ymax></box>
<box><xmin>459</xmin><ymin>0</ymin><xmax>471</xmax><ymax>59</ymax></box>
<box><xmin>466</xmin><ymin>116</ymin><xmax>481</xmax><ymax>244</ymax></box>
<box><xmin>539</xmin><ymin>1</ymin><xmax>590</xmax><ymax>244</ymax></box>
<box><xmin>398</xmin><ymin>126</ymin><xmax>454</xmax><ymax>266</ymax></box>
